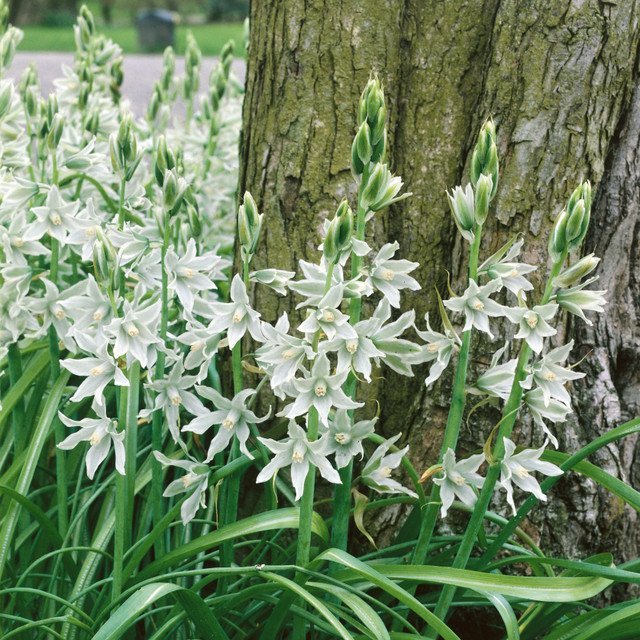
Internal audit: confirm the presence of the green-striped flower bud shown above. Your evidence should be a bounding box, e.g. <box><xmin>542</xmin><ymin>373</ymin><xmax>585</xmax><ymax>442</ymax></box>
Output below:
<box><xmin>85</xmin><ymin>109</ymin><xmax>99</xmax><ymax>136</ymax></box>
<box><xmin>187</xmin><ymin>202</ymin><xmax>202</xmax><ymax>237</ymax></box>
<box><xmin>111</xmin><ymin>58</ymin><xmax>124</xmax><ymax>88</ymax></box>
<box><xmin>154</xmin><ymin>135</ymin><xmax>176</xmax><ymax>187</ymax></box>
<box><xmin>46</xmin><ymin>113</ymin><xmax>64</xmax><ymax>149</ymax></box>
<box><xmin>161</xmin><ymin>47</ymin><xmax>175</xmax><ymax>92</ymax></box>
<box><xmin>448</xmin><ymin>184</ymin><xmax>475</xmax><ymax>242</ymax></box>
<box><xmin>470</xmin><ymin>118</ymin><xmax>499</xmax><ymax>196</ymax></box>
<box><xmin>162</xmin><ymin>170</ymin><xmax>179</xmax><ymax>210</ymax></box>
<box><xmin>78</xmin><ymin>82</ymin><xmax>89</xmax><ymax>110</ymax></box>
<box><xmin>238</xmin><ymin>191</ymin><xmax>263</xmax><ymax>258</ymax></box>
<box><xmin>548</xmin><ymin>208</ymin><xmax>569</xmax><ymax>262</ymax></box>
<box><xmin>80</xmin><ymin>5</ymin><xmax>95</xmax><ymax>34</ymax></box>
<box><xmin>554</xmin><ymin>254</ymin><xmax>600</xmax><ymax>288</ymax></box>
<box><xmin>324</xmin><ymin>199</ymin><xmax>354</xmax><ymax>263</ymax></box>
<box><xmin>147</xmin><ymin>84</ymin><xmax>161</xmax><ymax>121</ymax></box>
<box><xmin>18</xmin><ymin>63</ymin><xmax>37</xmax><ymax>97</ymax></box>
<box><xmin>0</xmin><ymin>82</ymin><xmax>12</xmax><ymax>119</ymax></box>
<box><xmin>1</xmin><ymin>27</ymin><xmax>21</xmax><ymax>69</ymax></box>
<box><xmin>354</xmin><ymin>121</ymin><xmax>372</xmax><ymax>168</ymax></box>
<box><xmin>117</xmin><ymin>114</ymin><xmax>137</xmax><ymax>164</ymax></box>
<box><xmin>25</xmin><ymin>85</ymin><xmax>38</xmax><ymax>118</ymax></box>
<box><xmin>474</xmin><ymin>174</ymin><xmax>493</xmax><ymax>225</ymax></box>
<box><xmin>109</xmin><ymin>133</ymin><xmax>120</xmax><ymax>172</ymax></box>
<box><xmin>565</xmin><ymin>181</ymin><xmax>591</xmax><ymax>250</ymax></box>
<box><xmin>46</xmin><ymin>94</ymin><xmax>58</xmax><ymax>125</ymax></box>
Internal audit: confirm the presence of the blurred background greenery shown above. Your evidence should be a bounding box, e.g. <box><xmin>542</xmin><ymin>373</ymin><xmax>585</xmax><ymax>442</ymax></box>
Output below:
<box><xmin>10</xmin><ymin>0</ymin><xmax>247</xmax><ymax>56</ymax></box>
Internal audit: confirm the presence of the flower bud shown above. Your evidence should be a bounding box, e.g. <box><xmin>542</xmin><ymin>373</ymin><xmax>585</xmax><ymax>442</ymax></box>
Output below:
<box><xmin>162</xmin><ymin>170</ymin><xmax>178</xmax><ymax>209</ymax></box>
<box><xmin>46</xmin><ymin>113</ymin><xmax>64</xmax><ymax>149</ymax></box>
<box><xmin>474</xmin><ymin>174</ymin><xmax>493</xmax><ymax>225</ymax></box>
<box><xmin>470</xmin><ymin>118</ymin><xmax>499</xmax><ymax>195</ymax></box>
<box><xmin>324</xmin><ymin>199</ymin><xmax>354</xmax><ymax>263</ymax></box>
<box><xmin>46</xmin><ymin>94</ymin><xmax>58</xmax><ymax>125</ymax></box>
<box><xmin>238</xmin><ymin>191</ymin><xmax>263</xmax><ymax>258</ymax></box>
<box><xmin>154</xmin><ymin>135</ymin><xmax>176</xmax><ymax>187</ymax></box>
<box><xmin>25</xmin><ymin>85</ymin><xmax>38</xmax><ymax>118</ymax></box>
<box><xmin>148</xmin><ymin>84</ymin><xmax>161</xmax><ymax>121</ymax></box>
<box><xmin>0</xmin><ymin>82</ymin><xmax>12</xmax><ymax>119</ymax></box>
<box><xmin>548</xmin><ymin>208</ymin><xmax>569</xmax><ymax>261</ymax></box>
<box><xmin>554</xmin><ymin>254</ymin><xmax>600</xmax><ymax>288</ymax></box>
<box><xmin>161</xmin><ymin>47</ymin><xmax>175</xmax><ymax>92</ymax></box>
<box><xmin>117</xmin><ymin>114</ymin><xmax>137</xmax><ymax>164</ymax></box>
<box><xmin>448</xmin><ymin>184</ymin><xmax>475</xmax><ymax>242</ymax></box>
<box><xmin>109</xmin><ymin>133</ymin><xmax>121</xmax><ymax>173</ymax></box>
<box><xmin>354</xmin><ymin>121</ymin><xmax>372</xmax><ymax>167</ymax></box>
<box><xmin>85</xmin><ymin>109</ymin><xmax>100</xmax><ymax>135</ymax></box>
<box><xmin>187</xmin><ymin>202</ymin><xmax>202</xmax><ymax>237</ymax></box>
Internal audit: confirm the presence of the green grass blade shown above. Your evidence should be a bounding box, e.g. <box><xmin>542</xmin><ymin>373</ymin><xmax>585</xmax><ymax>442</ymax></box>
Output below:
<box><xmin>0</xmin><ymin>369</ymin><xmax>69</xmax><ymax>584</ymax></box>
<box><xmin>481</xmin><ymin>592</ymin><xmax>520</xmax><ymax>640</ymax></box>
<box><xmin>90</xmin><ymin>582</ymin><xmax>229</xmax><ymax>640</ymax></box>
<box><xmin>135</xmin><ymin>508</ymin><xmax>328</xmax><ymax>582</ymax></box>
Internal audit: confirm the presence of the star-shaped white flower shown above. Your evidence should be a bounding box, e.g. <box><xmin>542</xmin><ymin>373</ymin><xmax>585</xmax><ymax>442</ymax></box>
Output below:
<box><xmin>444</xmin><ymin>278</ymin><xmax>506</xmax><ymax>338</ymax></box>
<box><xmin>433</xmin><ymin>448</ymin><xmax>485</xmax><ymax>517</ymax></box>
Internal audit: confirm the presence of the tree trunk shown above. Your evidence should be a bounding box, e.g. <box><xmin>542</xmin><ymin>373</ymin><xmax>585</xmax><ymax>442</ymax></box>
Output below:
<box><xmin>240</xmin><ymin>0</ymin><xmax>640</xmax><ymax>562</ymax></box>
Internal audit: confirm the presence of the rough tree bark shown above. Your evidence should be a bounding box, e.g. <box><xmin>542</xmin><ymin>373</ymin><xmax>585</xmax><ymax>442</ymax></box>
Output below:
<box><xmin>239</xmin><ymin>0</ymin><xmax>640</xmax><ymax>563</ymax></box>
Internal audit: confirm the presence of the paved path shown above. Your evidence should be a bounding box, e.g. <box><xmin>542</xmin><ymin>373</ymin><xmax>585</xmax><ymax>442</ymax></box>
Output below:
<box><xmin>8</xmin><ymin>52</ymin><xmax>246</xmax><ymax>115</ymax></box>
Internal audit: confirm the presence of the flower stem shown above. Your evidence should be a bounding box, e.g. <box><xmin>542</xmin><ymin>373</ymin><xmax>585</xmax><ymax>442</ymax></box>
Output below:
<box><xmin>330</xmin><ymin>172</ymin><xmax>369</xmax><ymax>552</ymax></box>
<box><xmin>151</xmin><ymin>219</ymin><xmax>171</xmax><ymax>557</ymax></box>
<box><xmin>112</xmin><ymin>382</ymin><xmax>129</xmax><ymax>602</ymax></box>
<box><xmin>292</xmin><ymin>263</ymin><xmax>335</xmax><ymax>640</ymax></box>
<box><xmin>124</xmin><ymin>362</ymin><xmax>140</xmax><ymax>546</ymax></box>
<box><xmin>411</xmin><ymin>225</ymin><xmax>483</xmax><ymax>567</ymax></box>
<box><xmin>426</xmin><ymin>252</ymin><xmax>566</xmax><ymax>636</ymax></box>
<box><xmin>8</xmin><ymin>343</ymin><xmax>26</xmax><ymax>455</ymax></box>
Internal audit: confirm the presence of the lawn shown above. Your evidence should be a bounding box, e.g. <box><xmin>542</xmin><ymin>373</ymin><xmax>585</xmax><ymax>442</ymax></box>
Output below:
<box><xmin>19</xmin><ymin>22</ymin><xmax>246</xmax><ymax>57</ymax></box>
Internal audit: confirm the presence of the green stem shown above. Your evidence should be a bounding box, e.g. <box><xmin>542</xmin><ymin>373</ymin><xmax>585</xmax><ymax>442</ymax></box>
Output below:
<box><xmin>411</xmin><ymin>226</ymin><xmax>483</xmax><ymax>567</ymax></box>
<box><xmin>330</xmin><ymin>173</ymin><xmax>369</xmax><ymax>552</ymax></box>
<box><xmin>124</xmin><ymin>363</ymin><xmax>140</xmax><ymax>547</ymax></box>
<box><xmin>112</xmin><ymin>383</ymin><xmax>129</xmax><ymax>602</ymax></box>
<box><xmin>151</xmin><ymin>220</ymin><xmax>171</xmax><ymax>557</ymax></box>
<box><xmin>292</xmin><ymin>263</ymin><xmax>335</xmax><ymax>640</ymax></box>
<box><xmin>7</xmin><ymin>343</ymin><xmax>26</xmax><ymax>455</ymax></box>
<box><xmin>426</xmin><ymin>252</ymin><xmax>566</xmax><ymax>636</ymax></box>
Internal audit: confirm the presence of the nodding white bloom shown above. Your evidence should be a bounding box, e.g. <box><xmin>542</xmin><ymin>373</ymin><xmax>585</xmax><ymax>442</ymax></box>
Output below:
<box><xmin>109</xmin><ymin>225</ymin><xmax>151</xmax><ymax>267</ymax></box>
<box><xmin>165</xmin><ymin>239</ymin><xmax>223</xmax><ymax>312</ymax></box>
<box><xmin>368</xmin><ymin>299</ymin><xmax>421</xmax><ymax>376</ymax></box>
<box><xmin>105</xmin><ymin>294</ymin><xmax>161</xmax><ymax>368</ymax></box>
<box><xmin>250</xmin><ymin>268</ymin><xmax>296</xmax><ymax>296</ymax></box>
<box><xmin>365</xmin><ymin>242</ymin><xmax>420</xmax><ymax>309</ymax></box>
<box><xmin>207</xmin><ymin>274</ymin><xmax>263</xmax><ymax>349</ymax></box>
<box><xmin>289</xmin><ymin>259</ymin><xmax>371</xmax><ymax>309</ymax></box>
<box><xmin>474</xmin><ymin>342</ymin><xmax>517</xmax><ymax>400</ymax></box>
<box><xmin>322</xmin><ymin>410</ymin><xmax>377</xmax><ymax>468</ymax></box>
<box><xmin>183</xmin><ymin>387</ymin><xmax>270</xmax><ymax>461</ymax></box>
<box><xmin>524</xmin><ymin>388</ymin><xmax>572</xmax><ymax>448</ymax></box>
<box><xmin>414</xmin><ymin>313</ymin><xmax>458</xmax><ymax>387</ymax></box>
<box><xmin>27</xmin><ymin>278</ymin><xmax>76</xmax><ymax>350</ymax></box>
<box><xmin>23</xmin><ymin>186</ymin><xmax>79</xmax><ymax>243</ymax></box>
<box><xmin>255</xmin><ymin>313</ymin><xmax>314</xmax><ymax>389</ymax></box>
<box><xmin>499</xmin><ymin>438</ymin><xmax>563</xmax><ymax>515</ymax></box>
<box><xmin>63</xmin><ymin>276</ymin><xmax>113</xmax><ymax>338</ymax></box>
<box><xmin>554</xmin><ymin>277</ymin><xmax>607</xmax><ymax>326</ymax></box>
<box><xmin>256</xmin><ymin>421</ymin><xmax>340</xmax><ymax>501</ymax></box>
<box><xmin>66</xmin><ymin>199</ymin><xmax>103</xmax><ymax>261</ymax></box>
<box><xmin>504</xmin><ymin>303</ymin><xmax>558</xmax><ymax>353</ymax></box>
<box><xmin>58</xmin><ymin>402</ymin><xmax>124</xmax><ymax>480</ymax></box>
<box><xmin>361</xmin><ymin>433</ymin><xmax>417</xmax><ymax>498</ymax></box>
<box><xmin>61</xmin><ymin>343</ymin><xmax>129</xmax><ymax>406</ymax></box>
<box><xmin>520</xmin><ymin>341</ymin><xmax>585</xmax><ymax>407</ymax></box>
<box><xmin>297</xmin><ymin>286</ymin><xmax>356</xmax><ymax>341</ymax></box>
<box><xmin>444</xmin><ymin>278</ymin><xmax>506</xmax><ymax>338</ymax></box>
<box><xmin>0</xmin><ymin>176</ymin><xmax>39</xmax><ymax>213</ymax></box>
<box><xmin>0</xmin><ymin>274</ymin><xmax>39</xmax><ymax>343</ymax></box>
<box><xmin>146</xmin><ymin>359</ymin><xmax>205</xmax><ymax>442</ymax></box>
<box><xmin>447</xmin><ymin>184</ymin><xmax>475</xmax><ymax>243</ymax></box>
<box><xmin>323</xmin><ymin>318</ymin><xmax>384</xmax><ymax>383</ymax></box>
<box><xmin>433</xmin><ymin>449</ymin><xmax>485</xmax><ymax>517</ymax></box>
<box><xmin>0</xmin><ymin>210</ymin><xmax>49</xmax><ymax>265</ymax></box>
<box><xmin>153</xmin><ymin>452</ymin><xmax>210</xmax><ymax>525</ymax></box>
<box><xmin>361</xmin><ymin>163</ymin><xmax>410</xmax><ymax>212</ymax></box>
<box><xmin>280</xmin><ymin>351</ymin><xmax>362</xmax><ymax>425</ymax></box>
<box><xmin>478</xmin><ymin>238</ymin><xmax>536</xmax><ymax>298</ymax></box>
<box><xmin>175</xmin><ymin>319</ymin><xmax>222</xmax><ymax>379</ymax></box>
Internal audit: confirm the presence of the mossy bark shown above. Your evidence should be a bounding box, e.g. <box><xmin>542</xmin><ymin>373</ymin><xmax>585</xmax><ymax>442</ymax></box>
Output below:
<box><xmin>240</xmin><ymin>0</ymin><xmax>640</xmax><ymax>562</ymax></box>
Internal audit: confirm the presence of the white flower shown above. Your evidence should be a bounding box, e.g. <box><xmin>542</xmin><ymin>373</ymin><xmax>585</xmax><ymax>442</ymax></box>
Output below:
<box><xmin>323</xmin><ymin>318</ymin><xmax>384</xmax><ymax>383</ymax></box>
<box><xmin>361</xmin><ymin>433</ymin><xmax>417</xmax><ymax>498</ymax></box>
<box><xmin>255</xmin><ymin>313</ymin><xmax>314</xmax><ymax>389</ymax></box>
<box><xmin>153</xmin><ymin>451</ymin><xmax>210</xmax><ymax>525</ymax></box>
<box><xmin>322</xmin><ymin>410</ymin><xmax>377</xmax><ymax>469</ymax></box>
<box><xmin>66</xmin><ymin>198</ymin><xmax>103</xmax><ymax>261</ymax></box>
<box><xmin>554</xmin><ymin>277</ymin><xmax>607</xmax><ymax>326</ymax></box>
<box><xmin>499</xmin><ymin>438</ymin><xmax>563</xmax><ymax>514</ymax></box>
<box><xmin>447</xmin><ymin>184</ymin><xmax>475</xmax><ymax>243</ymax></box>
<box><xmin>207</xmin><ymin>274</ymin><xmax>263</xmax><ymax>348</ymax></box>
<box><xmin>250</xmin><ymin>268</ymin><xmax>295</xmax><ymax>295</ymax></box>
<box><xmin>414</xmin><ymin>313</ymin><xmax>458</xmax><ymax>387</ymax></box>
<box><xmin>256</xmin><ymin>421</ymin><xmax>341</xmax><ymax>500</ymax></box>
<box><xmin>365</xmin><ymin>242</ymin><xmax>420</xmax><ymax>309</ymax></box>
<box><xmin>504</xmin><ymin>303</ymin><xmax>558</xmax><ymax>353</ymax></box>
<box><xmin>0</xmin><ymin>210</ymin><xmax>49</xmax><ymax>265</ymax></box>
<box><xmin>444</xmin><ymin>278</ymin><xmax>506</xmax><ymax>338</ymax></box>
<box><xmin>281</xmin><ymin>351</ymin><xmax>362</xmax><ymax>425</ymax></box>
<box><xmin>63</xmin><ymin>276</ymin><xmax>113</xmax><ymax>339</ymax></box>
<box><xmin>368</xmin><ymin>299</ymin><xmax>421</xmax><ymax>376</ymax></box>
<box><xmin>27</xmin><ymin>279</ymin><xmax>76</xmax><ymax>351</ymax></box>
<box><xmin>524</xmin><ymin>388</ymin><xmax>572</xmax><ymax>448</ymax></box>
<box><xmin>105</xmin><ymin>293</ymin><xmax>161</xmax><ymax>368</ymax></box>
<box><xmin>297</xmin><ymin>286</ymin><xmax>356</xmax><ymax>341</ymax></box>
<box><xmin>61</xmin><ymin>344</ymin><xmax>129</xmax><ymax>406</ymax></box>
<box><xmin>146</xmin><ymin>359</ymin><xmax>205</xmax><ymax>441</ymax></box>
<box><xmin>183</xmin><ymin>387</ymin><xmax>270</xmax><ymax>461</ymax></box>
<box><xmin>433</xmin><ymin>449</ymin><xmax>485</xmax><ymax>517</ymax></box>
<box><xmin>520</xmin><ymin>341</ymin><xmax>585</xmax><ymax>406</ymax></box>
<box><xmin>474</xmin><ymin>342</ymin><xmax>517</xmax><ymax>400</ymax></box>
<box><xmin>23</xmin><ymin>186</ymin><xmax>79</xmax><ymax>243</ymax></box>
<box><xmin>58</xmin><ymin>402</ymin><xmax>124</xmax><ymax>480</ymax></box>
<box><xmin>175</xmin><ymin>319</ymin><xmax>222</xmax><ymax>379</ymax></box>
<box><xmin>478</xmin><ymin>238</ymin><xmax>536</xmax><ymax>298</ymax></box>
<box><xmin>165</xmin><ymin>239</ymin><xmax>222</xmax><ymax>312</ymax></box>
